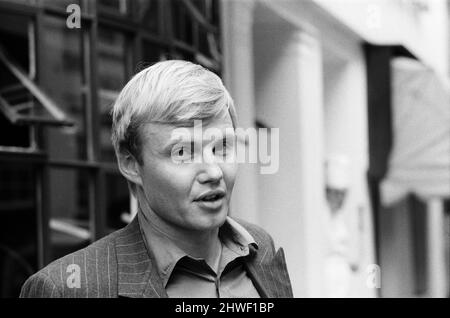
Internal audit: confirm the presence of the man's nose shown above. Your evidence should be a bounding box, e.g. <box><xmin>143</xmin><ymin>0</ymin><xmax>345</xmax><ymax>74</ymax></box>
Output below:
<box><xmin>197</xmin><ymin>163</ymin><xmax>223</xmax><ymax>184</ymax></box>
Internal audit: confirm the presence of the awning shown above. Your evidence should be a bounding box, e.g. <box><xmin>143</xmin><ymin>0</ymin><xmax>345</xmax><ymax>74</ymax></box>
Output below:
<box><xmin>380</xmin><ymin>57</ymin><xmax>450</xmax><ymax>205</ymax></box>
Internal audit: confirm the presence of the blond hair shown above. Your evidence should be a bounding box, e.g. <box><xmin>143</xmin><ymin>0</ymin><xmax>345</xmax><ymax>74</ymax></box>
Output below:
<box><xmin>111</xmin><ymin>60</ymin><xmax>237</xmax><ymax>163</ymax></box>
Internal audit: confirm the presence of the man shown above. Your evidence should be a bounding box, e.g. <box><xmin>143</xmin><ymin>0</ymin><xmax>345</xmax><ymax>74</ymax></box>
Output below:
<box><xmin>20</xmin><ymin>60</ymin><xmax>293</xmax><ymax>298</ymax></box>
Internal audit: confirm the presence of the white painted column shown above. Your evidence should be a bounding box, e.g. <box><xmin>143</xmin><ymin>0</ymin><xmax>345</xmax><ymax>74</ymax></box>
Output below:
<box><xmin>253</xmin><ymin>22</ymin><xmax>327</xmax><ymax>296</ymax></box>
<box><xmin>220</xmin><ymin>0</ymin><xmax>259</xmax><ymax>225</ymax></box>
<box><xmin>294</xmin><ymin>30</ymin><xmax>328</xmax><ymax>297</ymax></box>
<box><xmin>426</xmin><ymin>198</ymin><xmax>447</xmax><ymax>297</ymax></box>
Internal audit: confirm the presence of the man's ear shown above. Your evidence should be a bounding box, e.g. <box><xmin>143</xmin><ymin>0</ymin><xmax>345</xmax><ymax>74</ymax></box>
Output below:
<box><xmin>116</xmin><ymin>150</ymin><xmax>143</xmax><ymax>187</ymax></box>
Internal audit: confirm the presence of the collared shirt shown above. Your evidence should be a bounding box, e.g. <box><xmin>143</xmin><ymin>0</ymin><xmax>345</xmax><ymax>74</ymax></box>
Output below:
<box><xmin>138</xmin><ymin>213</ymin><xmax>261</xmax><ymax>298</ymax></box>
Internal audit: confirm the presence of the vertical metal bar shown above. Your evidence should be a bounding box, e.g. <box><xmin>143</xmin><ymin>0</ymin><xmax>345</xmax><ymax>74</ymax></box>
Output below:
<box><xmin>35</xmin><ymin>163</ymin><xmax>44</xmax><ymax>268</ymax></box>
<box><xmin>96</xmin><ymin>168</ymin><xmax>107</xmax><ymax>237</ymax></box>
<box><xmin>35</xmin><ymin>162</ymin><xmax>50</xmax><ymax>268</ymax></box>
<box><xmin>129</xmin><ymin>0</ymin><xmax>137</xmax><ymax>20</ymax></box>
<box><xmin>88</xmin><ymin>169</ymin><xmax>103</xmax><ymax>241</ymax></box>
<box><xmin>161</xmin><ymin>0</ymin><xmax>175</xmax><ymax>57</ymax></box>
<box><xmin>83</xmin><ymin>22</ymin><xmax>97</xmax><ymax>241</ymax></box>
<box><xmin>27</xmin><ymin>22</ymin><xmax>36</xmax><ymax>80</ymax></box>
<box><xmin>88</xmin><ymin>1</ymin><xmax>100</xmax><ymax>163</ymax></box>
<box><xmin>192</xmin><ymin>21</ymin><xmax>199</xmax><ymax>53</ymax></box>
<box><xmin>83</xmin><ymin>29</ymin><xmax>95</xmax><ymax>162</ymax></box>
<box><xmin>158</xmin><ymin>0</ymin><xmax>166</xmax><ymax>40</ymax></box>
<box><xmin>126</xmin><ymin>33</ymin><xmax>134</xmax><ymax>77</ymax></box>
<box><xmin>34</xmin><ymin>5</ymin><xmax>51</xmax><ymax>267</ymax></box>
<box><xmin>133</xmin><ymin>5</ymin><xmax>142</xmax><ymax>74</ymax></box>
<box><xmin>87</xmin><ymin>2</ymin><xmax>105</xmax><ymax>241</ymax></box>
<box><xmin>27</xmin><ymin>21</ymin><xmax>38</xmax><ymax>151</ymax></box>
<box><xmin>215</xmin><ymin>0</ymin><xmax>222</xmax><ymax>74</ymax></box>
<box><xmin>179</xmin><ymin>3</ymin><xmax>185</xmax><ymax>41</ymax></box>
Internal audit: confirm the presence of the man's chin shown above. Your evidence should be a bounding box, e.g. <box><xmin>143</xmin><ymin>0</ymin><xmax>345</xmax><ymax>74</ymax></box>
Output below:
<box><xmin>188</xmin><ymin>207</ymin><xmax>228</xmax><ymax>231</ymax></box>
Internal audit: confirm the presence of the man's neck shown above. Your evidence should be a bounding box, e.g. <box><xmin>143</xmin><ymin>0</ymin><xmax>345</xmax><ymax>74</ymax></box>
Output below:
<box><xmin>136</xmin><ymin>191</ymin><xmax>222</xmax><ymax>270</ymax></box>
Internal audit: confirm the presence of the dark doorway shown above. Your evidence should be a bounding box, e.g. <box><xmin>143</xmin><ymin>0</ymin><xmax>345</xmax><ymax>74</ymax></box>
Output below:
<box><xmin>0</xmin><ymin>10</ymin><xmax>37</xmax><ymax>298</ymax></box>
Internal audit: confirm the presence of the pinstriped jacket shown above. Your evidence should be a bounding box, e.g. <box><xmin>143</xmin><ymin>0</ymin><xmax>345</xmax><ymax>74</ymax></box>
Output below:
<box><xmin>19</xmin><ymin>216</ymin><xmax>293</xmax><ymax>298</ymax></box>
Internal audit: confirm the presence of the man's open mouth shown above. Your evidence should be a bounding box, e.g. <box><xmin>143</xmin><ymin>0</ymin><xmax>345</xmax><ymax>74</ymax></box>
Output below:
<box><xmin>194</xmin><ymin>190</ymin><xmax>226</xmax><ymax>202</ymax></box>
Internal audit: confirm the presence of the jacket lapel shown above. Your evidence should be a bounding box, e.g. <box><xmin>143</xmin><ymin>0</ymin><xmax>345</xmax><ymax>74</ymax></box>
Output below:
<box><xmin>115</xmin><ymin>217</ymin><xmax>167</xmax><ymax>298</ymax></box>
<box><xmin>245</xmin><ymin>245</ymin><xmax>293</xmax><ymax>298</ymax></box>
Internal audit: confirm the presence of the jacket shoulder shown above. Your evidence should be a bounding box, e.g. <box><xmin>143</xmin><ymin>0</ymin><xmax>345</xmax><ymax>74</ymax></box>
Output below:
<box><xmin>20</xmin><ymin>271</ymin><xmax>61</xmax><ymax>298</ymax></box>
<box><xmin>20</xmin><ymin>227</ymin><xmax>127</xmax><ymax>298</ymax></box>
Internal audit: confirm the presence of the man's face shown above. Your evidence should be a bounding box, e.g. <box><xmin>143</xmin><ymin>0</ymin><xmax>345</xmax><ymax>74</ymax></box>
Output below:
<box><xmin>136</xmin><ymin>112</ymin><xmax>238</xmax><ymax>233</ymax></box>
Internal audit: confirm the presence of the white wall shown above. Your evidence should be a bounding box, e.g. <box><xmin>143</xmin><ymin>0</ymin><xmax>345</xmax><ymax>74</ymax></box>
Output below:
<box><xmin>322</xmin><ymin>46</ymin><xmax>376</xmax><ymax>298</ymax></box>
<box><xmin>253</xmin><ymin>16</ymin><xmax>327</xmax><ymax>297</ymax></box>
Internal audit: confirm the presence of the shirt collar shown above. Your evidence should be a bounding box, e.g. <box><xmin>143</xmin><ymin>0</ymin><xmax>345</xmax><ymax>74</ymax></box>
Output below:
<box><xmin>138</xmin><ymin>212</ymin><xmax>258</xmax><ymax>287</ymax></box>
<box><xmin>218</xmin><ymin>217</ymin><xmax>258</xmax><ymax>256</ymax></box>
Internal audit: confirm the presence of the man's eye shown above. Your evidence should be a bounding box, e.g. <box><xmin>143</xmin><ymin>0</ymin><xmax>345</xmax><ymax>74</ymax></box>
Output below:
<box><xmin>212</xmin><ymin>140</ymin><xmax>231</xmax><ymax>158</ymax></box>
<box><xmin>171</xmin><ymin>144</ymin><xmax>193</xmax><ymax>163</ymax></box>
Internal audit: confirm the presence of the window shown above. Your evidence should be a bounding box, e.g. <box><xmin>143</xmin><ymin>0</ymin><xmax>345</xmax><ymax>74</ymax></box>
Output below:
<box><xmin>0</xmin><ymin>11</ymin><xmax>32</xmax><ymax>149</ymax></box>
<box><xmin>136</xmin><ymin>0</ymin><xmax>159</xmax><ymax>33</ymax></box>
<box><xmin>172</xmin><ymin>2</ymin><xmax>194</xmax><ymax>47</ymax></box>
<box><xmin>41</xmin><ymin>16</ymin><xmax>85</xmax><ymax>160</ymax></box>
<box><xmin>98</xmin><ymin>0</ymin><xmax>128</xmax><ymax>16</ymax></box>
<box><xmin>97</xmin><ymin>27</ymin><xmax>130</xmax><ymax>163</ymax></box>
<box><xmin>170</xmin><ymin>0</ymin><xmax>221</xmax><ymax>70</ymax></box>
<box><xmin>48</xmin><ymin>168</ymin><xmax>90</xmax><ymax>262</ymax></box>
<box><xmin>42</xmin><ymin>0</ymin><xmax>82</xmax><ymax>11</ymax></box>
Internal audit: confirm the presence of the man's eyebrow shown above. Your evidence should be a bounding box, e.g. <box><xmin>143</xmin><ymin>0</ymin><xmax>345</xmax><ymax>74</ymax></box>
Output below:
<box><xmin>220</xmin><ymin>131</ymin><xmax>236</xmax><ymax>141</ymax></box>
<box><xmin>163</xmin><ymin>129</ymin><xmax>235</xmax><ymax>149</ymax></box>
<box><xmin>206</xmin><ymin>130</ymin><xmax>236</xmax><ymax>142</ymax></box>
<box><xmin>163</xmin><ymin>135</ymin><xmax>185</xmax><ymax>150</ymax></box>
